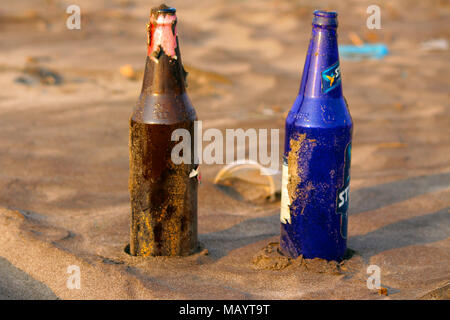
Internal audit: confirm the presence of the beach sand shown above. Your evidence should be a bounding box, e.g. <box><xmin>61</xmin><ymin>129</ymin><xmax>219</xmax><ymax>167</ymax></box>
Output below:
<box><xmin>0</xmin><ymin>0</ymin><xmax>449</xmax><ymax>299</ymax></box>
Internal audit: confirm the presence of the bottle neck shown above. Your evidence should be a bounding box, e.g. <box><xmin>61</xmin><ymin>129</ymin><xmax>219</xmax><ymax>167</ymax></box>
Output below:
<box><xmin>141</xmin><ymin>11</ymin><xmax>187</xmax><ymax>96</ymax></box>
<box><xmin>301</xmin><ymin>25</ymin><xmax>342</xmax><ymax>99</ymax></box>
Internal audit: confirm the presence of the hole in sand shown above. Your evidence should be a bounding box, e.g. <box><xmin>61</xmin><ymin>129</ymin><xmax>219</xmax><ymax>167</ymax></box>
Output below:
<box><xmin>252</xmin><ymin>242</ymin><xmax>360</xmax><ymax>274</ymax></box>
<box><xmin>123</xmin><ymin>242</ymin><xmax>208</xmax><ymax>257</ymax></box>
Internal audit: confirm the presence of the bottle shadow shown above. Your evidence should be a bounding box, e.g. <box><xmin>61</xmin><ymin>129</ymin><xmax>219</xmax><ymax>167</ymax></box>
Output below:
<box><xmin>348</xmin><ymin>207</ymin><xmax>449</xmax><ymax>259</ymax></box>
<box><xmin>200</xmin><ymin>172</ymin><xmax>450</xmax><ymax>259</ymax></box>
<box><xmin>349</xmin><ymin>172</ymin><xmax>450</xmax><ymax>215</ymax></box>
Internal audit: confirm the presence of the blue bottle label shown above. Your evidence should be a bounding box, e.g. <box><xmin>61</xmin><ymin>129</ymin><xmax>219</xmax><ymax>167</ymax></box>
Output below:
<box><xmin>336</xmin><ymin>142</ymin><xmax>351</xmax><ymax>239</ymax></box>
<box><xmin>321</xmin><ymin>61</ymin><xmax>341</xmax><ymax>93</ymax></box>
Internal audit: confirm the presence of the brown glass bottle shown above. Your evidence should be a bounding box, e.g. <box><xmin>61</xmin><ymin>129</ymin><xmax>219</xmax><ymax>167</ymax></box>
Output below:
<box><xmin>129</xmin><ymin>5</ymin><xmax>198</xmax><ymax>256</ymax></box>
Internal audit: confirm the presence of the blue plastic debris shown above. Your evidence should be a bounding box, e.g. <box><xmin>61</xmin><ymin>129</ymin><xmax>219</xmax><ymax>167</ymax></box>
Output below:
<box><xmin>338</xmin><ymin>43</ymin><xmax>389</xmax><ymax>61</ymax></box>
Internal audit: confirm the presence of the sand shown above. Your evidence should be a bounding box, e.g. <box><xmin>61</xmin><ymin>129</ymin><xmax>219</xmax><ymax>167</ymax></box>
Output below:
<box><xmin>0</xmin><ymin>0</ymin><xmax>449</xmax><ymax>299</ymax></box>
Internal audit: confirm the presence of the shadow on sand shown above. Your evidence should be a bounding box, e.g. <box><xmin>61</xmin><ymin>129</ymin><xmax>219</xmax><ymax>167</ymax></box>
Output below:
<box><xmin>200</xmin><ymin>172</ymin><xmax>450</xmax><ymax>259</ymax></box>
<box><xmin>0</xmin><ymin>257</ymin><xmax>58</xmax><ymax>300</ymax></box>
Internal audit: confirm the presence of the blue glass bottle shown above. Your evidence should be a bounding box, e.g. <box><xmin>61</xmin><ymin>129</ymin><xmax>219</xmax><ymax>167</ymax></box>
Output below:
<box><xmin>280</xmin><ymin>11</ymin><xmax>353</xmax><ymax>261</ymax></box>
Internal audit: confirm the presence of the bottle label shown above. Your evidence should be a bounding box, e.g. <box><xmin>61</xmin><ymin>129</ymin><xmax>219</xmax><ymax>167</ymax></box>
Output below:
<box><xmin>148</xmin><ymin>13</ymin><xmax>178</xmax><ymax>59</ymax></box>
<box><xmin>336</xmin><ymin>142</ymin><xmax>351</xmax><ymax>239</ymax></box>
<box><xmin>321</xmin><ymin>61</ymin><xmax>341</xmax><ymax>93</ymax></box>
<box><xmin>280</xmin><ymin>158</ymin><xmax>291</xmax><ymax>224</ymax></box>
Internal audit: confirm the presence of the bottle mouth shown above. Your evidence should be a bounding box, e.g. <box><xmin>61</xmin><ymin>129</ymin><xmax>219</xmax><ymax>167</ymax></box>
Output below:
<box><xmin>150</xmin><ymin>5</ymin><xmax>177</xmax><ymax>26</ymax></box>
<box><xmin>158</xmin><ymin>7</ymin><xmax>176</xmax><ymax>14</ymax></box>
<box><xmin>313</xmin><ymin>10</ymin><xmax>338</xmax><ymax>27</ymax></box>
<box><xmin>151</xmin><ymin>4</ymin><xmax>176</xmax><ymax>16</ymax></box>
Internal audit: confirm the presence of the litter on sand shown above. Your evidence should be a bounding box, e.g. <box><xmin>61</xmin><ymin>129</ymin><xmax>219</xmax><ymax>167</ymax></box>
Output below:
<box><xmin>420</xmin><ymin>39</ymin><xmax>448</xmax><ymax>52</ymax></box>
<box><xmin>339</xmin><ymin>43</ymin><xmax>389</xmax><ymax>61</ymax></box>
